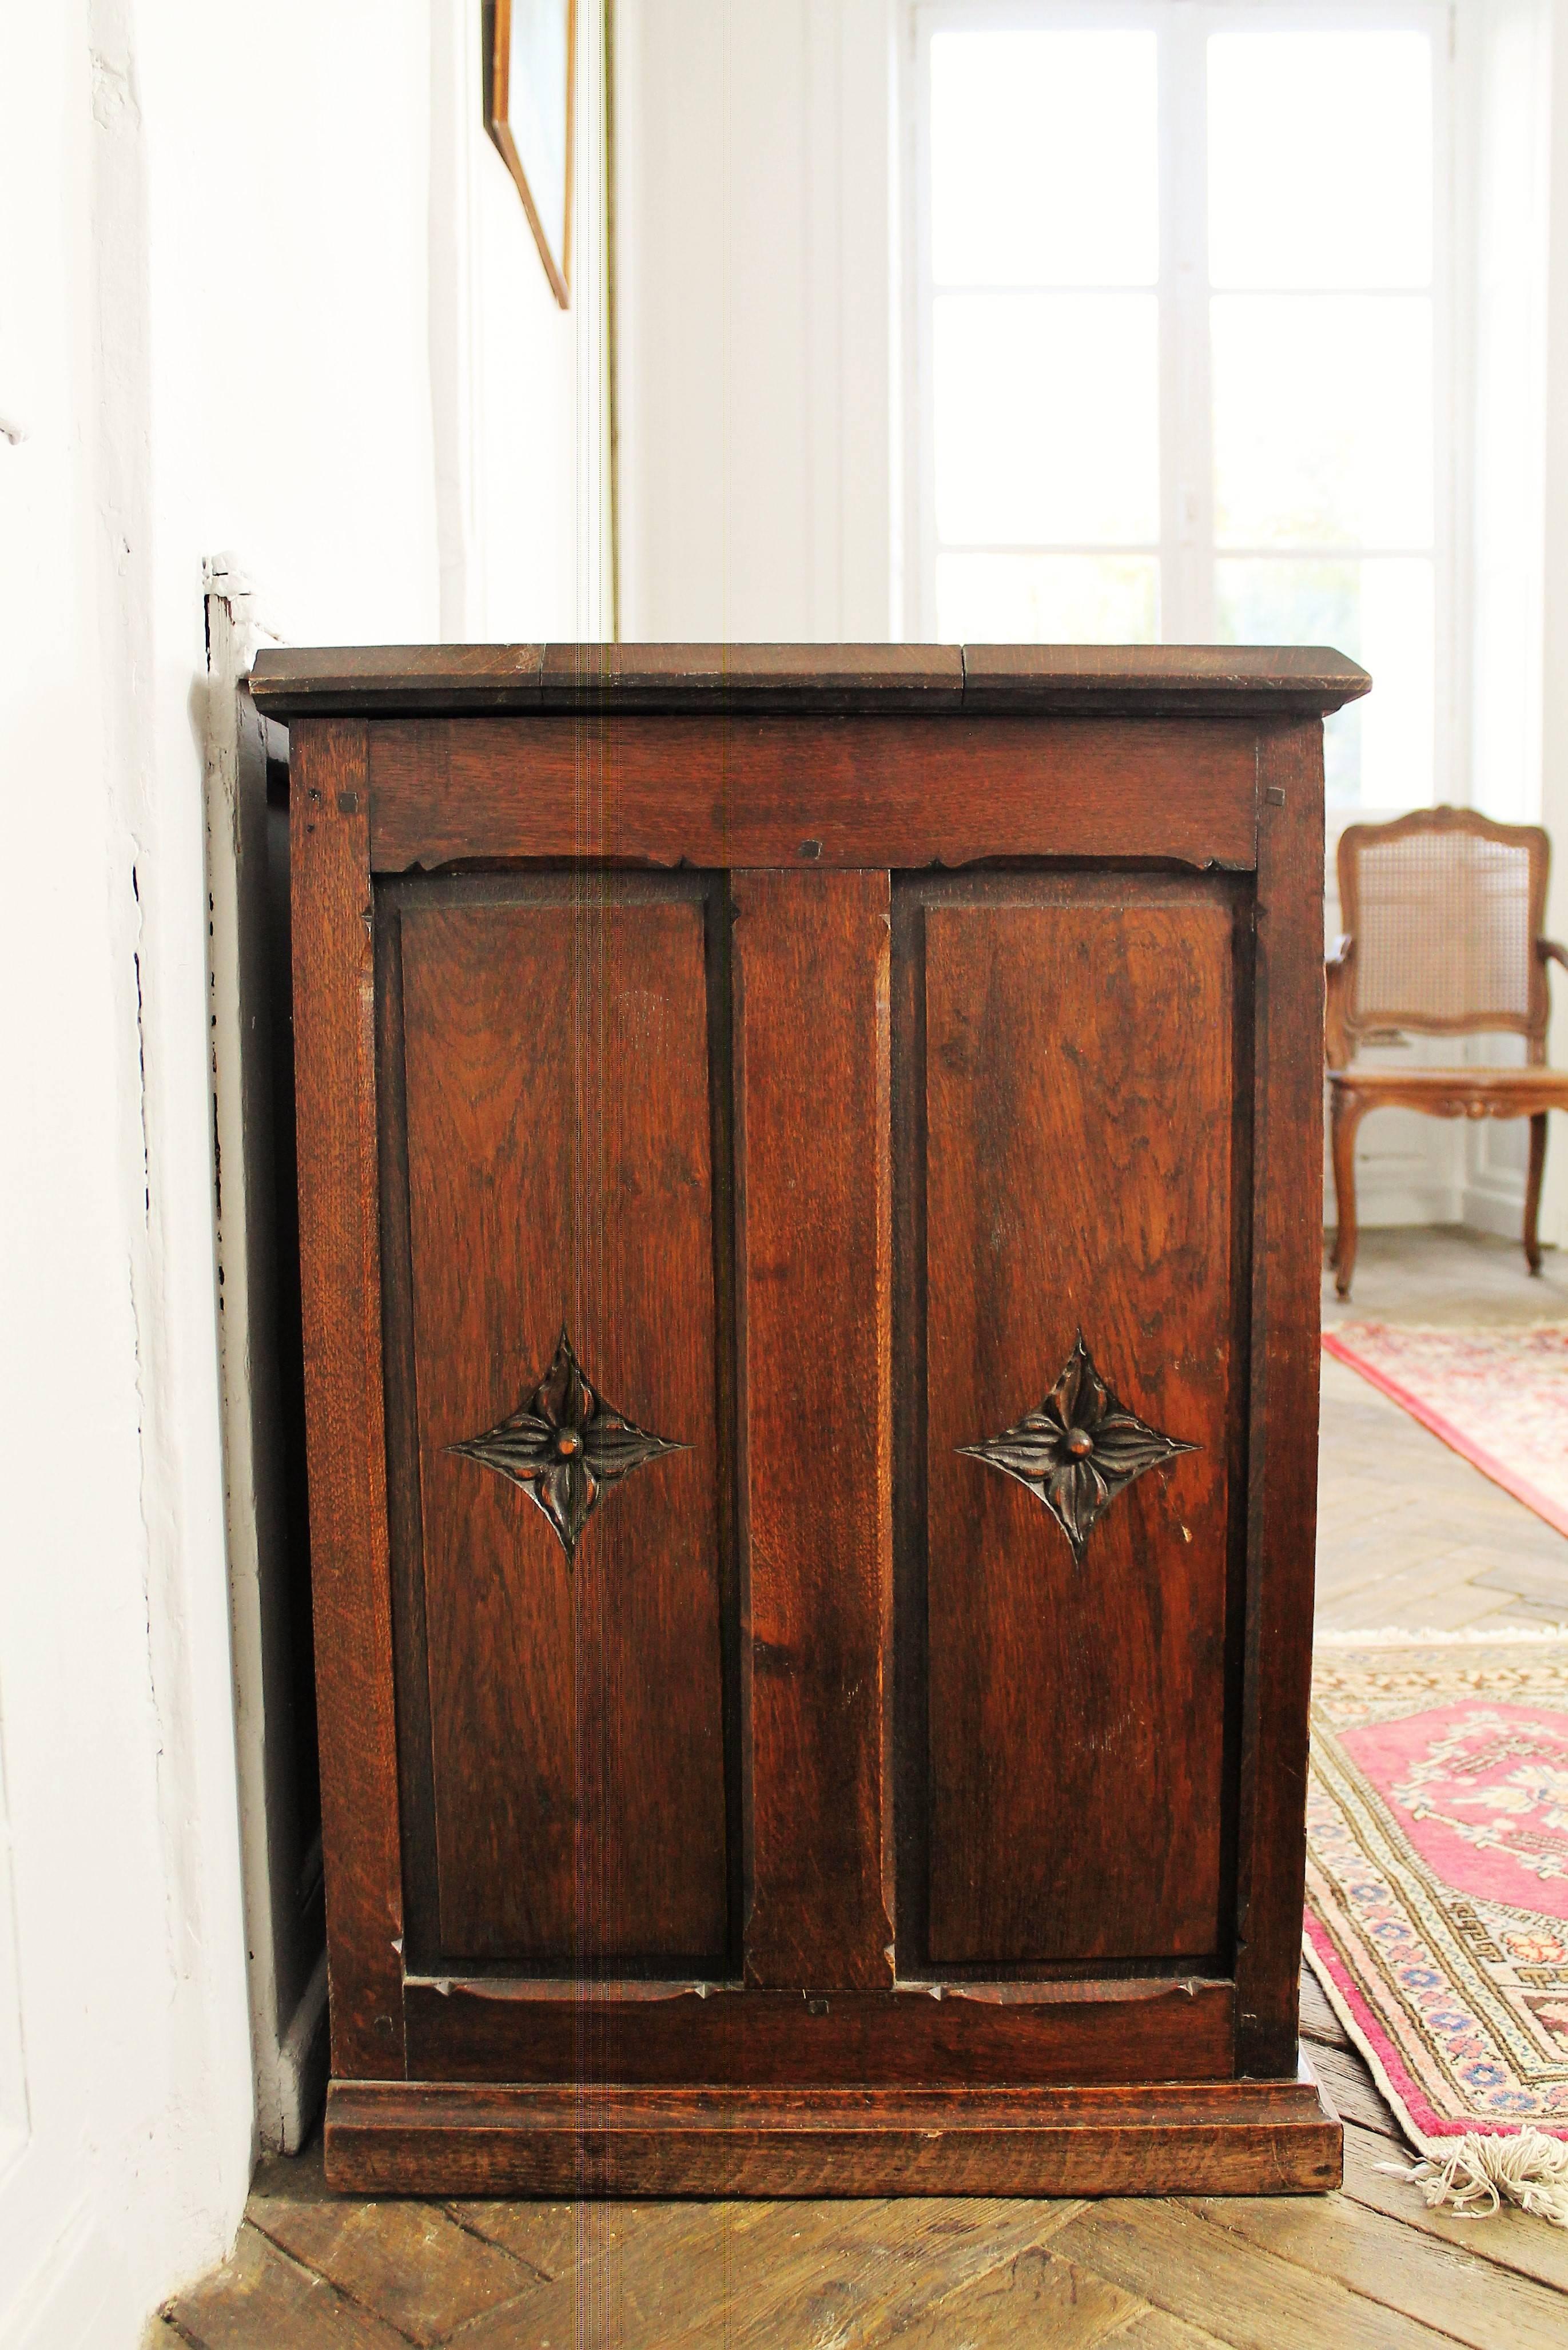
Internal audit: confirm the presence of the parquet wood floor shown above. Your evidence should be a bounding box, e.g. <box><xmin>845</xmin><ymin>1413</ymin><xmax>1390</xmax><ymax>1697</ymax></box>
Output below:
<box><xmin>154</xmin><ymin>1228</ymin><xmax>1568</xmax><ymax>2348</ymax></box>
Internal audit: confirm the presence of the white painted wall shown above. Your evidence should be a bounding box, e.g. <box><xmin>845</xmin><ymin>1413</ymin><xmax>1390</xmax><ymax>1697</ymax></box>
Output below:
<box><xmin>0</xmin><ymin>3</ymin><xmax>603</xmax><ymax>2341</ymax></box>
<box><xmin>1430</xmin><ymin>0</ymin><xmax>1568</xmax><ymax>1251</ymax></box>
<box><xmin>616</xmin><ymin>0</ymin><xmax>899</xmax><ymax>641</ymax></box>
<box><xmin>431</xmin><ymin>0</ymin><xmax>610</xmax><ymax>641</ymax></box>
<box><xmin>0</xmin><ymin>14</ymin><xmax>248</xmax><ymax>2340</ymax></box>
<box><xmin>1537</xmin><ymin>0</ymin><xmax>1568</xmax><ymax>1247</ymax></box>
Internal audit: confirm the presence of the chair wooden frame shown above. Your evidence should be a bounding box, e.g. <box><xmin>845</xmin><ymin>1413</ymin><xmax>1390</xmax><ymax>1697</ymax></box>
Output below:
<box><xmin>1327</xmin><ymin>805</ymin><xmax>1568</xmax><ymax>1297</ymax></box>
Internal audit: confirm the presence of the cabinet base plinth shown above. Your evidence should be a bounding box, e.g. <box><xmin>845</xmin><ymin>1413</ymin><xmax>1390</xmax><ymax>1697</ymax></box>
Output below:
<box><xmin>325</xmin><ymin>2059</ymin><xmax>1341</xmax><ymax>2198</ymax></box>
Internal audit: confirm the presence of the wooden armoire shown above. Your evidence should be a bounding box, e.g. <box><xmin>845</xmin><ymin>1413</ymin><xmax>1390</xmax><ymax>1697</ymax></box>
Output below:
<box><xmin>249</xmin><ymin>642</ymin><xmax>1368</xmax><ymax>2196</ymax></box>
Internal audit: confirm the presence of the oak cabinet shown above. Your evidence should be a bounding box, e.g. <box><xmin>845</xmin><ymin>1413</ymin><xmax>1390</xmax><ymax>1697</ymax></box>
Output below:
<box><xmin>249</xmin><ymin>643</ymin><xmax>1368</xmax><ymax>2196</ymax></box>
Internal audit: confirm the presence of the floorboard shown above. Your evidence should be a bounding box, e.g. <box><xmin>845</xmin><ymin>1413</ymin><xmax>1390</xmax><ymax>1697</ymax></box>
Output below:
<box><xmin>1049</xmin><ymin>2198</ymin><xmax>1463</xmax><ymax>2350</ymax></box>
<box><xmin>1180</xmin><ymin>2186</ymin><xmax>1568</xmax><ymax>2350</ymax></box>
<box><xmin>879</xmin><ymin>2242</ymin><xmax>1164</xmax><ymax>2348</ymax></box>
<box><xmin>1339</xmin><ymin>2122</ymin><xmax>1568</xmax><ymax>2296</ymax></box>
<box><xmin>153</xmin><ymin>1228</ymin><xmax>1568</xmax><ymax>2349</ymax></box>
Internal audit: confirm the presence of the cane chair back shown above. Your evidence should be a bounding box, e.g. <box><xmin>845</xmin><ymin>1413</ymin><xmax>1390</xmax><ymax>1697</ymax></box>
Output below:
<box><xmin>1332</xmin><ymin>807</ymin><xmax>1551</xmax><ymax>1066</ymax></box>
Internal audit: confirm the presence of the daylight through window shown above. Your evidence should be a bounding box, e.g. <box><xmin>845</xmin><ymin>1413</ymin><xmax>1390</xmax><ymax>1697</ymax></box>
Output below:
<box><xmin>914</xmin><ymin>3</ymin><xmax>1446</xmax><ymax>806</ymax></box>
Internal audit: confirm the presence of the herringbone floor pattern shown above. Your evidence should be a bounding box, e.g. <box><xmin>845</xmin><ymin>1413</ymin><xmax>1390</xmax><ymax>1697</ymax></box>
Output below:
<box><xmin>154</xmin><ymin>1229</ymin><xmax>1568</xmax><ymax>2349</ymax></box>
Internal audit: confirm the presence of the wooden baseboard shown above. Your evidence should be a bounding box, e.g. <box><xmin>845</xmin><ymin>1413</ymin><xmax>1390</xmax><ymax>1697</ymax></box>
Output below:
<box><xmin>324</xmin><ymin>2057</ymin><xmax>1342</xmax><ymax>2198</ymax></box>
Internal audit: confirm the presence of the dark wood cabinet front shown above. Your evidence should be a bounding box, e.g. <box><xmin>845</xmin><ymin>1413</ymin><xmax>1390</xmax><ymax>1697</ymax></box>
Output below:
<box><xmin>255</xmin><ymin>642</ymin><xmax>1368</xmax><ymax>2197</ymax></box>
<box><xmin>908</xmin><ymin>877</ymin><xmax>1239</xmax><ymax>1970</ymax></box>
<box><xmin>383</xmin><ymin>877</ymin><xmax>733</xmax><ymax>1973</ymax></box>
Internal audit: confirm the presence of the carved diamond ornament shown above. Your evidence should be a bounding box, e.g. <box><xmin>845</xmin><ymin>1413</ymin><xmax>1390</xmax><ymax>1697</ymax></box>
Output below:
<box><xmin>959</xmin><ymin>1333</ymin><xmax>1196</xmax><ymax>1564</ymax></box>
<box><xmin>449</xmin><ymin>1330</ymin><xmax>680</xmax><ymax>1564</ymax></box>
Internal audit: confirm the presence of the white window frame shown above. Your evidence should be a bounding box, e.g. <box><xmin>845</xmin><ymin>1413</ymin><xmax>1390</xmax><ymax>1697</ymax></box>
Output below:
<box><xmin>902</xmin><ymin>0</ymin><xmax>1460</xmax><ymax>812</ymax></box>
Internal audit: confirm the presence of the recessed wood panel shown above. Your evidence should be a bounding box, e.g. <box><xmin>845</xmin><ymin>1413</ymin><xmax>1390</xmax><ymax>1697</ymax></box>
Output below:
<box><xmin>915</xmin><ymin>884</ymin><xmax>1237</xmax><ymax>1965</ymax></box>
<box><xmin>394</xmin><ymin>884</ymin><xmax>729</xmax><ymax>1966</ymax></box>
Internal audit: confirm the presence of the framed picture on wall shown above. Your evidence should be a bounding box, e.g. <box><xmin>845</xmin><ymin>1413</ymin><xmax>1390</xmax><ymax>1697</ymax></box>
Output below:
<box><xmin>484</xmin><ymin>0</ymin><xmax>576</xmax><ymax>307</ymax></box>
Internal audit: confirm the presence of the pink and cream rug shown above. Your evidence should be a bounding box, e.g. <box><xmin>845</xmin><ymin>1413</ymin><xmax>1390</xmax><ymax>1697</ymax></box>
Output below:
<box><xmin>1305</xmin><ymin>1629</ymin><xmax>1568</xmax><ymax>2154</ymax></box>
<box><xmin>1322</xmin><ymin>1321</ymin><xmax>1568</xmax><ymax>1537</ymax></box>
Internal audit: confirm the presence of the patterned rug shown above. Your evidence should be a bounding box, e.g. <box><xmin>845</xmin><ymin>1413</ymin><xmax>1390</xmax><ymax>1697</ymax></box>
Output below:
<box><xmin>1322</xmin><ymin>1321</ymin><xmax>1568</xmax><ymax>1538</ymax></box>
<box><xmin>1305</xmin><ymin>1629</ymin><xmax>1568</xmax><ymax>2149</ymax></box>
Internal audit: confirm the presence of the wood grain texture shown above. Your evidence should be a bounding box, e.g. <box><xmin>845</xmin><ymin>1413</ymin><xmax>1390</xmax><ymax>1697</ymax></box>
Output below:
<box><xmin>284</xmin><ymin>671</ymin><xmax>1339</xmax><ymax>2185</ymax></box>
<box><xmin>290</xmin><ymin>718</ymin><xmax>405</xmax><ymax>2078</ymax></box>
<box><xmin>373</xmin><ymin>911</ymin><xmax>443</xmax><ymax>1974</ymax></box>
<box><xmin>1181</xmin><ymin>2181</ymin><xmax>1568</xmax><ymax>2350</ymax></box>
<box><xmin>161</xmin><ymin>2222</ymin><xmax>412</xmax><ymax>2348</ymax></box>
<box><xmin>365</xmin><ymin>715</ymin><xmax>1259</xmax><ymax>873</ymax></box>
<box><xmin>457</xmin><ymin>2200</ymin><xmax>1087</xmax><ymax>2350</ymax></box>
<box><xmin>1302</xmin><ymin>2043</ymin><xmax>1398</xmax><ymax>2141</ymax></box>
<box><xmin>538</xmin><ymin>643</ymin><xmax>966</xmax><ymax>713</ymax></box>
<box><xmin>1296</xmin><ymin>1966</ymin><xmax>1351</xmax><ymax>2051</ymax></box>
<box><xmin>1234</xmin><ymin>725</ymin><xmax>1324</xmax><ymax>2077</ymax></box>
<box><xmin>1115</xmin><ymin>2313</ymin><xmax>1241</xmax><ymax>2348</ymax></box>
<box><xmin>403</xmin><ymin>1974</ymin><xmax>1235</xmax><ymax>2087</ymax></box>
<box><xmin>961</xmin><ymin>643</ymin><xmax>1369</xmax><ymax>717</ymax></box>
<box><xmin>393</xmin><ymin>878</ymin><xmax>729</xmax><ymax>1965</ymax></box>
<box><xmin>917</xmin><ymin>883</ymin><xmax>1237</xmax><ymax>1964</ymax></box>
<box><xmin>1054</xmin><ymin>2197</ymin><xmax>1446</xmax><ymax>2350</ymax></box>
<box><xmin>1326</xmin><ymin>1070</ymin><xmax>1568</xmax><ymax>1295</ymax></box>
<box><xmin>1328</xmin><ymin>1068</ymin><xmax>1568</xmax><ymax>1113</ymax></box>
<box><xmin>733</xmin><ymin>872</ymin><xmax>894</xmax><ymax>1990</ymax></box>
<box><xmin>323</xmin><ymin>2067</ymin><xmax>1339</xmax><ymax>2198</ymax></box>
<box><xmin>882</xmin><ymin>2245</ymin><xmax>1159</xmax><ymax>2350</ymax></box>
<box><xmin>253</xmin><ymin>642</ymin><xmax>547</xmax><ymax>716</ymax></box>
<box><xmin>248</xmin><ymin>2145</ymin><xmax>526</xmax><ymax>2345</ymax></box>
<box><xmin>250</xmin><ymin>641</ymin><xmax>1369</xmax><ymax>722</ymax></box>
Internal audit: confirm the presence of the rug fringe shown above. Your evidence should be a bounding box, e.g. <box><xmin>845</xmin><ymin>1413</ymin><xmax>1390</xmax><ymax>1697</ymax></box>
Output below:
<box><xmin>1378</xmin><ymin>2130</ymin><xmax>1568</xmax><ymax>2228</ymax></box>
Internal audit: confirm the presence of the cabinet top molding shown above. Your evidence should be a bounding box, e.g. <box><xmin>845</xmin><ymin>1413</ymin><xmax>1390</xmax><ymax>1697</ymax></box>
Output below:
<box><xmin>248</xmin><ymin>642</ymin><xmax>1370</xmax><ymax>723</ymax></box>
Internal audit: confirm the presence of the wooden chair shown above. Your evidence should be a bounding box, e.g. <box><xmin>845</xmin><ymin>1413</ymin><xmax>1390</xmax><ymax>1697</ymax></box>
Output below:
<box><xmin>1327</xmin><ymin>806</ymin><xmax>1568</xmax><ymax>1298</ymax></box>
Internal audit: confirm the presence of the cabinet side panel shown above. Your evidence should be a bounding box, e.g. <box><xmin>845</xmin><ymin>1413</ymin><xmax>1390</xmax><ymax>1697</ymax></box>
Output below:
<box><xmin>924</xmin><ymin>894</ymin><xmax>1235</xmax><ymax>1964</ymax></box>
<box><xmin>290</xmin><ymin>719</ymin><xmax>406</xmax><ymax>2076</ymax></box>
<box><xmin>1235</xmin><ymin>723</ymin><xmax>1325</xmax><ymax>2075</ymax></box>
<box><xmin>734</xmin><ymin>871</ymin><xmax>895</xmax><ymax>1991</ymax></box>
<box><xmin>398</xmin><ymin>894</ymin><xmax>729</xmax><ymax>1965</ymax></box>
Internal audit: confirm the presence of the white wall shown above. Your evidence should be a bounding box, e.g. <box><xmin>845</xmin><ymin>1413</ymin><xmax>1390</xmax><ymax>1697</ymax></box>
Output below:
<box><xmin>1450</xmin><ymin>0</ymin><xmax>1568</xmax><ymax>1250</ymax></box>
<box><xmin>0</xmin><ymin>5</ymin><xmax>602</xmax><ymax>2341</ymax></box>
<box><xmin>0</xmin><ymin>14</ymin><xmax>248</xmax><ymax>2340</ymax></box>
<box><xmin>431</xmin><ymin>0</ymin><xmax>609</xmax><ymax>641</ymax></box>
<box><xmin>616</xmin><ymin>0</ymin><xmax>898</xmax><ymax>641</ymax></box>
<box><xmin>1538</xmin><ymin>0</ymin><xmax>1568</xmax><ymax>1247</ymax></box>
<box><xmin>1464</xmin><ymin>0</ymin><xmax>1552</xmax><ymax>829</ymax></box>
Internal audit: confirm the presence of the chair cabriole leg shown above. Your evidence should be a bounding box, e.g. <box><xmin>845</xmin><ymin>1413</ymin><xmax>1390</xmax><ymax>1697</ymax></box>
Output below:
<box><xmin>1525</xmin><ymin>1111</ymin><xmax>1549</xmax><ymax>1275</ymax></box>
<box><xmin>1329</xmin><ymin>1089</ymin><xmax>1362</xmax><ymax>1300</ymax></box>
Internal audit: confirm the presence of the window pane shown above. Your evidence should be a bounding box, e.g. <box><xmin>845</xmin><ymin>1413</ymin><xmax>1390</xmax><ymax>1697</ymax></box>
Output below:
<box><xmin>930</xmin><ymin>30</ymin><xmax>1158</xmax><ymax>288</ymax></box>
<box><xmin>937</xmin><ymin>553</ymin><xmax>1159</xmax><ymax>644</ymax></box>
<box><xmin>1216</xmin><ymin>555</ymin><xmax>1433</xmax><ymax>806</ymax></box>
<box><xmin>1212</xmin><ymin>295</ymin><xmax>1432</xmax><ymax>548</ymax></box>
<box><xmin>1208</xmin><ymin>32</ymin><xmax>1431</xmax><ymax>289</ymax></box>
<box><xmin>934</xmin><ymin>293</ymin><xmax>1159</xmax><ymax>545</ymax></box>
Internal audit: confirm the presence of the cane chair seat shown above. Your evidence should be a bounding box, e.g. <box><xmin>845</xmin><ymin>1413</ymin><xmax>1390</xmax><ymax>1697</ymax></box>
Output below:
<box><xmin>1327</xmin><ymin>806</ymin><xmax>1568</xmax><ymax>1297</ymax></box>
